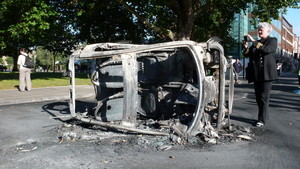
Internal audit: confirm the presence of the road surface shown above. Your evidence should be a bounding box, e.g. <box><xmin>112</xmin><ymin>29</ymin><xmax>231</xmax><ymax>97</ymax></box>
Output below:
<box><xmin>0</xmin><ymin>75</ymin><xmax>299</xmax><ymax>169</ymax></box>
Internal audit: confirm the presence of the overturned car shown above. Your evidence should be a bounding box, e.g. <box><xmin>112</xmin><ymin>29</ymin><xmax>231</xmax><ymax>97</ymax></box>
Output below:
<box><xmin>68</xmin><ymin>37</ymin><xmax>233</xmax><ymax>138</ymax></box>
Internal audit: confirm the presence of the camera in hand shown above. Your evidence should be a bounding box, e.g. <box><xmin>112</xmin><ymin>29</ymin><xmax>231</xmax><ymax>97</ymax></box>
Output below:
<box><xmin>244</xmin><ymin>36</ymin><xmax>249</xmax><ymax>42</ymax></box>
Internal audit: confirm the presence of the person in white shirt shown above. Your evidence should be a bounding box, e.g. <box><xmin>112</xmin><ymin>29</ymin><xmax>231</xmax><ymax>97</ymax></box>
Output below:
<box><xmin>17</xmin><ymin>48</ymin><xmax>32</xmax><ymax>92</ymax></box>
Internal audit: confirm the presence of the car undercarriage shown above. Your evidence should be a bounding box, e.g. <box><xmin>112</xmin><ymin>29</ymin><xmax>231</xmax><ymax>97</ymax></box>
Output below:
<box><xmin>68</xmin><ymin>37</ymin><xmax>234</xmax><ymax>139</ymax></box>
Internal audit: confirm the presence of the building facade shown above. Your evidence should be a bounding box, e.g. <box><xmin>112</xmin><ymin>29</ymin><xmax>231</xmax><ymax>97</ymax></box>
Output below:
<box><xmin>281</xmin><ymin>16</ymin><xmax>294</xmax><ymax>61</ymax></box>
<box><xmin>227</xmin><ymin>11</ymin><xmax>249</xmax><ymax>59</ymax></box>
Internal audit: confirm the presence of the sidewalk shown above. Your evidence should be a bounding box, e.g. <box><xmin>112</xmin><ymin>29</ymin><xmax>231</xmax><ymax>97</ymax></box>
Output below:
<box><xmin>0</xmin><ymin>85</ymin><xmax>95</xmax><ymax>106</ymax></box>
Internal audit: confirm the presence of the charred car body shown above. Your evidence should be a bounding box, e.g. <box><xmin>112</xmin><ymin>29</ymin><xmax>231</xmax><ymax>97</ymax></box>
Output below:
<box><xmin>68</xmin><ymin>38</ymin><xmax>233</xmax><ymax>138</ymax></box>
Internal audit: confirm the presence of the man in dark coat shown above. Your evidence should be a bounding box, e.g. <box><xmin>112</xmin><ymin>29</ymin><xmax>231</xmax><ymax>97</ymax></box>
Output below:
<box><xmin>243</xmin><ymin>22</ymin><xmax>278</xmax><ymax>127</ymax></box>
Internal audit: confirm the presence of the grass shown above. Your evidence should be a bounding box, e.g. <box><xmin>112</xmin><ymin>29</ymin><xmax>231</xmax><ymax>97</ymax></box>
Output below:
<box><xmin>0</xmin><ymin>72</ymin><xmax>91</xmax><ymax>90</ymax></box>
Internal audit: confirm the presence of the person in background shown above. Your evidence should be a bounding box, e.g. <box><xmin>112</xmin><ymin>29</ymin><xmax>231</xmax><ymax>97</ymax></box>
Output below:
<box><xmin>17</xmin><ymin>48</ymin><xmax>32</xmax><ymax>92</ymax></box>
<box><xmin>276</xmin><ymin>60</ymin><xmax>281</xmax><ymax>76</ymax></box>
<box><xmin>233</xmin><ymin>58</ymin><xmax>242</xmax><ymax>84</ymax></box>
<box><xmin>242</xmin><ymin>22</ymin><xmax>278</xmax><ymax>127</ymax></box>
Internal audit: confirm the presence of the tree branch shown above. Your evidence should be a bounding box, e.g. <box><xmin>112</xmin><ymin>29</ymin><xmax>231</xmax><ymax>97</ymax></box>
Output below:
<box><xmin>114</xmin><ymin>0</ymin><xmax>175</xmax><ymax>40</ymax></box>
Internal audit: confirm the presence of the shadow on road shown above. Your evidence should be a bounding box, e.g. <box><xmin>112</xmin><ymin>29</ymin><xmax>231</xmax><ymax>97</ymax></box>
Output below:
<box><xmin>229</xmin><ymin>115</ymin><xmax>257</xmax><ymax>126</ymax></box>
<box><xmin>41</xmin><ymin>100</ymin><xmax>96</xmax><ymax>122</ymax></box>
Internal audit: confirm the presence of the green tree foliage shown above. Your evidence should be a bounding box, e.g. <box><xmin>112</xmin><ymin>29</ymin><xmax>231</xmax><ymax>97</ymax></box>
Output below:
<box><xmin>1</xmin><ymin>0</ymin><xmax>299</xmax><ymax>72</ymax></box>
<box><xmin>0</xmin><ymin>56</ymin><xmax>13</xmax><ymax>70</ymax></box>
<box><xmin>113</xmin><ymin>0</ymin><xmax>299</xmax><ymax>41</ymax></box>
<box><xmin>54</xmin><ymin>0</ymin><xmax>149</xmax><ymax>44</ymax></box>
<box><xmin>35</xmin><ymin>47</ymin><xmax>53</xmax><ymax>72</ymax></box>
<box><xmin>251</xmin><ymin>0</ymin><xmax>299</xmax><ymax>23</ymax></box>
<box><xmin>0</xmin><ymin>57</ymin><xmax>4</xmax><ymax>65</ymax></box>
<box><xmin>35</xmin><ymin>46</ymin><xmax>64</xmax><ymax>72</ymax></box>
<box><xmin>0</xmin><ymin>0</ymin><xmax>58</xmax><ymax>49</ymax></box>
<box><xmin>5</xmin><ymin>57</ymin><xmax>14</xmax><ymax>69</ymax></box>
<box><xmin>0</xmin><ymin>0</ymin><xmax>59</xmax><ymax>70</ymax></box>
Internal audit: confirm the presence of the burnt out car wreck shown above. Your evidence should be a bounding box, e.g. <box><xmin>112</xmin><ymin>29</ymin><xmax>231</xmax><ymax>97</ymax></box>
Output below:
<box><xmin>68</xmin><ymin>37</ymin><xmax>233</xmax><ymax>139</ymax></box>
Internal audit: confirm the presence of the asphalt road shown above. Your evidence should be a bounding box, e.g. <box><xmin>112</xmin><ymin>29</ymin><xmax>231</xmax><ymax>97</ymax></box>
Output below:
<box><xmin>0</xmin><ymin>75</ymin><xmax>299</xmax><ymax>169</ymax></box>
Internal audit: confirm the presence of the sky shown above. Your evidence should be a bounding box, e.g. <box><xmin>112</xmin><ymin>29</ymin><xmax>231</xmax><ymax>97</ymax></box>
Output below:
<box><xmin>284</xmin><ymin>7</ymin><xmax>300</xmax><ymax>36</ymax></box>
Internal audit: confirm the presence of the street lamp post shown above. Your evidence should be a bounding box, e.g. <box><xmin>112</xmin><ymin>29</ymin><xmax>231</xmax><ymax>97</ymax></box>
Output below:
<box><xmin>236</xmin><ymin>14</ymin><xmax>245</xmax><ymax>79</ymax></box>
<box><xmin>237</xmin><ymin>14</ymin><xmax>241</xmax><ymax>60</ymax></box>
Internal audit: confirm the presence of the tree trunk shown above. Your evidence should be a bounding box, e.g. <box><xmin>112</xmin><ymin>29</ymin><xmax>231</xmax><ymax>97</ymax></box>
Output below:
<box><xmin>13</xmin><ymin>47</ymin><xmax>19</xmax><ymax>72</ymax></box>
<box><xmin>13</xmin><ymin>55</ymin><xmax>19</xmax><ymax>72</ymax></box>
<box><xmin>176</xmin><ymin>14</ymin><xmax>195</xmax><ymax>40</ymax></box>
<box><xmin>53</xmin><ymin>55</ymin><xmax>56</xmax><ymax>73</ymax></box>
<box><xmin>168</xmin><ymin>0</ymin><xmax>195</xmax><ymax>41</ymax></box>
